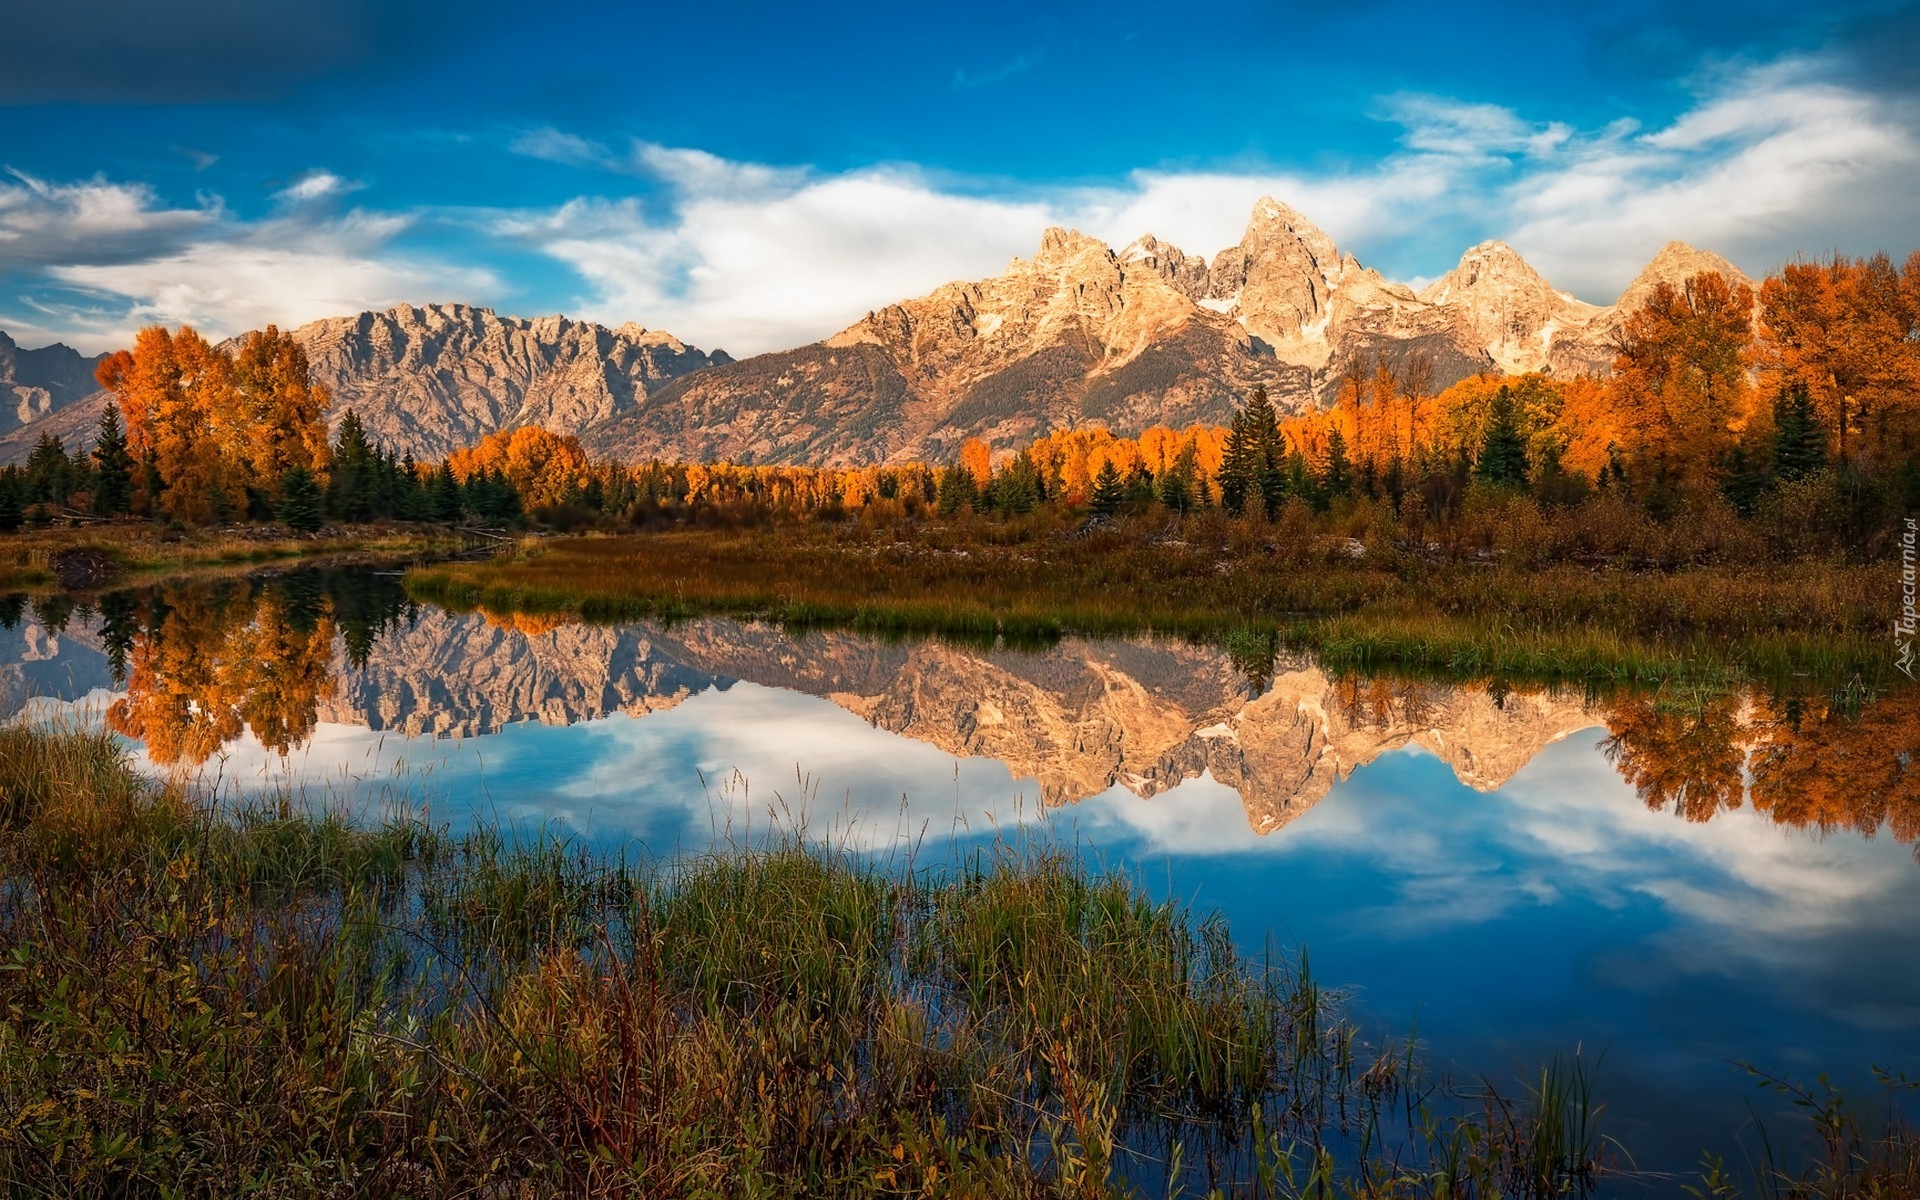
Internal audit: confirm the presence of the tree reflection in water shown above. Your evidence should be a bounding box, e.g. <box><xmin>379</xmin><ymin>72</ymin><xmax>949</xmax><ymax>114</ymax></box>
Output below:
<box><xmin>1</xmin><ymin>572</ymin><xmax>1915</xmax><ymax>852</ymax></box>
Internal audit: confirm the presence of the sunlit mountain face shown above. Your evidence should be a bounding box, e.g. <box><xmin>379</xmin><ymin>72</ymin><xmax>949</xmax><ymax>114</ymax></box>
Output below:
<box><xmin>4</xmin><ymin>568</ymin><xmax>1916</xmax><ymax>1178</ymax></box>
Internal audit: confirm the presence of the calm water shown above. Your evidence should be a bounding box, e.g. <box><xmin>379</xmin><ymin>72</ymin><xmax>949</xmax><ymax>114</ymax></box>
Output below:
<box><xmin>3</xmin><ymin>570</ymin><xmax>1917</xmax><ymax>1182</ymax></box>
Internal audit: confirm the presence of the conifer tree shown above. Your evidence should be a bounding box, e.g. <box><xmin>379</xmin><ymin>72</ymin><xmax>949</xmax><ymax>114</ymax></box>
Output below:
<box><xmin>0</xmin><ymin>471</ymin><xmax>20</xmax><ymax>532</ymax></box>
<box><xmin>330</xmin><ymin>410</ymin><xmax>376</xmax><ymax>522</ymax></box>
<box><xmin>1474</xmin><ymin>386</ymin><xmax>1531</xmax><ymax>490</ymax></box>
<box><xmin>91</xmin><ymin>403</ymin><xmax>134</xmax><ymax>517</ymax></box>
<box><xmin>1089</xmin><ymin>459</ymin><xmax>1127</xmax><ymax>516</ymax></box>
<box><xmin>429</xmin><ymin>463</ymin><xmax>464</xmax><ymax>524</ymax></box>
<box><xmin>935</xmin><ymin>464</ymin><xmax>978</xmax><ymax>516</ymax></box>
<box><xmin>1771</xmin><ymin>383</ymin><xmax>1828</xmax><ymax>482</ymax></box>
<box><xmin>1320</xmin><ymin>428</ymin><xmax>1354</xmax><ymax>501</ymax></box>
<box><xmin>1221</xmin><ymin>385</ymin><xmax>1282</xmax><ymax>516</ymax></box>
<box><xmin>276</xmin><ymin>465</ymin><xmax>326</xmax><ymax>533</ymax></box>
<box><xmin>24</xmin><ymin>433</ymin><xmax>75</xmax><ymax>505</ymax></box>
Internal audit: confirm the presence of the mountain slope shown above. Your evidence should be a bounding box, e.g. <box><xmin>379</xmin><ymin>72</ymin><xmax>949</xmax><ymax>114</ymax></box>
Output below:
<box><xmin>1</xmin><ymin>201</ymin><xmax>1761</xmax><ymax>468</ymax></box>
<box><xmin>281</xmin><ymin>304</ymin><xmax>728</xmax><ymax>460</ymax></box>
<box><xmin>0</xmin><ymin>331</ymin><xmax>107</xmax><ymax>458</ymax></box>
<box><xmin>586</xmin><ymin>225</ymin><xmax>1310</xmax><ymax>464</ymax></box>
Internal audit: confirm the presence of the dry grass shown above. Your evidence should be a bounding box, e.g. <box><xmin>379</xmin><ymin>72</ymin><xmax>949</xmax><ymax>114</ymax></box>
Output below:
<box><xmin>406</xmin><ymin>517</ymin><xmax>1888</xmax><ymax>688</ymax></box>
<box><xmin>0</xmin><ymin>521</ymin><xmax>453</xmax><ymax>591</ymax></box>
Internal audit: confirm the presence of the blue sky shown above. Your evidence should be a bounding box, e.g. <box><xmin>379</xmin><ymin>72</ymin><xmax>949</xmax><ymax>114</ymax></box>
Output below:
<box><xmin>2</xmin><ymin>0</ymin><xmax>1917</xmax><ymax>355</ymax></box>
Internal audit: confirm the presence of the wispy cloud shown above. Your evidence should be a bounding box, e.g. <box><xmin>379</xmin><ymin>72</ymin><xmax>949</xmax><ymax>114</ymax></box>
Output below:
<box><xmin>6</xmin><ymin>53</ymin><xmax>1916</xmax><ymax>357</ymax></box>
<box><xmin>952</xmin><ymin>52</ymin><xmax>1041</xmax><ymax>92</ymax></box>
<box><xmin>493</xmin><ymin>54</ymin><xmax>1920</xmax><ymax>354</ymax></box>
<box><xmin>0</xmin><ymin>175</ymin><xmax>495</xmax><ymax>351</ymax></box>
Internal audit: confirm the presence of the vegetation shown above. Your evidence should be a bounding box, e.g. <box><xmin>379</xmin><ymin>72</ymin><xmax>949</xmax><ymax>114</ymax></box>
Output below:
<box><xmin>405</xmin><ymin>509</ymin><xmax>1892</xmax><ymax>688</ymax></box>
<box><xmin>0</xmin><ymin>521</ymin><xmax>451</xmax><ymax>592</ymax></box>
<box><xmin>0</xmin><ymin>719</ymin><xmax>1913</xmax><ymax>1197</ymax></box>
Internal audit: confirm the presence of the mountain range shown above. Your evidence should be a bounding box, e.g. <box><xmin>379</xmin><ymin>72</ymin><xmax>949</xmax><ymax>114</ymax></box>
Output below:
<box><xmin>2</xmin><ymin>606</ymin><xmax>1600</xmax><ymax>834</ymax></box>
<box><xmin>0</xmin><ymin>198</ymin><xmax>1749</xmax><ymax>466</ymax></box>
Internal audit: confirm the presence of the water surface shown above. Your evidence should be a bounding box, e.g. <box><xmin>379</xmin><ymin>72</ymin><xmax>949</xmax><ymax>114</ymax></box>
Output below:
<box><xmin>3</xmin><ymin>572</ymin><xmax>1916</xmax><ymax>1181</ymax></box>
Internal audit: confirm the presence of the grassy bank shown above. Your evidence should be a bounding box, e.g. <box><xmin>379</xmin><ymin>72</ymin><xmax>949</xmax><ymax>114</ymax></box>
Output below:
<box><xmin>405</xmin><ymin>518</ymin><xmax>1890</xmax><ymax>688</ymax></box>
<box><xmin>2</xmin><ymin>721</ymin><xmax>1913</xmax><ymax>1197</ymax></box>
<box><xmin>0</xmin><ymin>522</ymin><xmax>460</xmax><ymax>591</ymax></box>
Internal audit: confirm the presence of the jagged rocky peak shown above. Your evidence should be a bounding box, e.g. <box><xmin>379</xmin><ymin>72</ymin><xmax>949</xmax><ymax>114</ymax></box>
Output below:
<box><xmin>1022</xmin><ymin>226</ymin><xmax>1118</xmax><ymax>273</ymax></box>
<box><xmin>1421</xmin><ymin>240</ymin><xmax>1552</xmax><ymax>301</ymax></box>
<box><xmin>0</xmin><ymin>327</ymin><xmax>108</xmax><ymax>441</ymax></box>
<box><xmin>1121</xmin><ymin>234</ymin><xmax>1210</xmax><ymax>299</ymax></box>
<box><xmin>1420</xmin><ymin>241</ymin><xmax>1604</xmax><ymax>375</ymax></box>
<box><xmin>1619</xmin><ymin>241</ymin><xmax>1755</xmax><ymax>304</ymax></box>
<box><xmin>1203</xmin><ymin>196</ymin><xmax>1393</xmax><ymax>364</ymax></box>
<box><xmin>284</xmin><ymin>302</ymin><xmax>725</xmax><ymax>459</ymax></box>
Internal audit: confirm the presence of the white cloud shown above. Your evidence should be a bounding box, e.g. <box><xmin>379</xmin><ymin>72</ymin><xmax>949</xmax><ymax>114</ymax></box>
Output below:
<box><xmin>276</xmin><ymin>171</ymin><xmax>356</xmax><ymax>203</ymax></box>
<box><xmin>495</xmin><ymin>55</ymin><xmax>1919</xmax><ymax>355</ymax></box>
<box><xmin>9</xmin><ymin>193</ymin><xmax>496</xmax><ymax>352</ymax></box>
<box><xmin>8</xmin><ymin>53</ymin><xmax>1916</xmax><ymax>359</ymax></box>
<box><xmin>0</xmin><ymin>170</ymin><xmax>219</xmax><ymax>268</ymax></box>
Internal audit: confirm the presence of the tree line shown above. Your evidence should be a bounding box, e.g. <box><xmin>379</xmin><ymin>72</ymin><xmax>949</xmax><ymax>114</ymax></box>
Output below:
<box><xmin>3</xmin><ymin>249</ymin><xmax>1915</xmax><ymax>547</ymax></box>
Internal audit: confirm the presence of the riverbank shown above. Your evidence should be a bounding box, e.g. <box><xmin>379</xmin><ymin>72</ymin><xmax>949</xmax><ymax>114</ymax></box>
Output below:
<box><xmin>405</xmin><ymin>518</ymin><xmax>1889</xmax><ymax>689</ymax></box>
<box><xmin>0</xmin><ymin>522</ymin><xmax>462</xmax><ymax>591</ymax></box>
<box><xmin>0</xmin><ymin>721</ymin><xmax>1912</xmax><ymax>1196</ymax></box>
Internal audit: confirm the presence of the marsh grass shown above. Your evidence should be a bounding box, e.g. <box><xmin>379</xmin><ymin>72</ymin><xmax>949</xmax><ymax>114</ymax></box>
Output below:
<box><xmin>0</xmin><ymin>522</ymin><xmax>452</xmax><ymax>591</ymax></box>
<box><xmin>0</xmin><ymin>721</ymin><xmax>1909</xmax><ymax>1196</ymax></box>
<box><xmin>406</xmin><ymin>520</ymin><xmax>1891</xmax><ymax>690</ymax></box>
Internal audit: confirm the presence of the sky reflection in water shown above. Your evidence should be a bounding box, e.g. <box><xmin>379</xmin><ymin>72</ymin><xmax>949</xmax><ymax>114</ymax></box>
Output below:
<box><xmin>3</xmin><ymin>583</ymin><xmax>1917</xmax><ymax>1176</ymax></box>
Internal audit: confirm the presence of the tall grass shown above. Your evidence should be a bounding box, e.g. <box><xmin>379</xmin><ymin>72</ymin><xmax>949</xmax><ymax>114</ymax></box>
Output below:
<box><xmin>405</xmin><ymin>519</ymin><xmax>1894</xmax><ymax>690</ymax></box>
<box><xmin>0</xmin><ymin>720</ymin><xmax>1909</xmax><ymax>1196</ymax></box>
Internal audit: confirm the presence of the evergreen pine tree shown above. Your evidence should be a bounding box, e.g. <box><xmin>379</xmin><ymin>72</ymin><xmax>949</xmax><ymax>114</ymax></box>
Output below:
<box><xmin>429</xmin><ymin>463</ymin><xmax>464</xmax><ymax>524</ymax></box>
<box><xmin>1089</xmin><ymin>460</ymin><xmax>1127</xmax><ymax>516</ymax></box>
<box><xmin>993</xmin><ymin>451</ymin><xmax>1041</xmax><ymax>514</ymax></box>
<box><xmin>1719</xmin><ymin>445</ymin><xmax>1767</xmax><ymax>516</ymax></box>
<box><xmin>1474</xmin><ymin>386</ymin><xmax>1530</xmax><ymax>490</ymax></box>
<box><xmin>276</xmin><ymin>465</ymin><xmax>326</xmax><ymax>533</ymax></box>
<box><xmin>331</xmin><ymin>409</ymin><xmax>377</xmax><ymax>522</ymax></box>
<box><xmin>935</xmin><ymin>464</ymin><xmax>978</xmax><ymax>516</ymax></box>
<box><xmin>1771</xmin><ymin>383</ymin><xmax>1828</xmax><ymax>482</ymax></box>
<box><xmin>1158</xmin><ymin>444</ymin><xmax>1201</xmax><ymax>514</ymax></box>
<box><xmin>1320</xmin><ymin>428</ymin><xmax>1353</xmax><ymax>501</ymax></box>
<box><xmin>1221</xmin><ymin>386</ymin><xmax>1284</xmax><ymax>517</ymax></box>
<box><xmin>0</xmin><ymin>471</ymin><xmax>21</xmax><ymax>533</ymax></box>
<box><xmin>24</xmin><ymin>433</ymin><xmax>73</xmax><ymax>505</ymax></box>
<box><xmin>1218</xmin><ymin>407</ymin><xmax>1257</xmax><ymax>515</ymax></box>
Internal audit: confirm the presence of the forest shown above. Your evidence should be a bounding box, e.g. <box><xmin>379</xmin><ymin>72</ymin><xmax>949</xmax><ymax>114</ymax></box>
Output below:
<box><xmin>0</xmin><ymin>252</ymin><xmax>1915</xmax><ymax>556</ymax></box>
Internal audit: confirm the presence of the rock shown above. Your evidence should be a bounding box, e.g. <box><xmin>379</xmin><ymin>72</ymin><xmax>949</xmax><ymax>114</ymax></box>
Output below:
<box><xmin>267</xmin><ymin>303</ymin><xmax>725</xmax><ymax>460</ymax></box>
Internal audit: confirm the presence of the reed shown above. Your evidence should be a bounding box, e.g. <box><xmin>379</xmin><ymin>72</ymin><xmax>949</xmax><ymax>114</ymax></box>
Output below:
<box><xmin>407</xmin><ymin>519</ymin><xmax>1892</xmax><ymax>690</ymax></box>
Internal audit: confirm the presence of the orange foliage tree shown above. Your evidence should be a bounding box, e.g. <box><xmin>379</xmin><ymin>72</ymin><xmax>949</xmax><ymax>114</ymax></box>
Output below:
<box><xmin>95</xmin><ymin>324</ymin><xmax>330</xmax><ymax>522</ymax></box>
<box><xmin>1759</xmin><ymin>251</ymin><xmax>1920</xmax><ymax>465</ymax></box>
<box><xmin>1610</xmin><ymin>272</ymin><xmax>1756</xmax><ymax>482</ymax></box>
<box><xmin>448</xmin><ymin>426</ymin><xmax>594</xmax><ymax>509</ymax></box>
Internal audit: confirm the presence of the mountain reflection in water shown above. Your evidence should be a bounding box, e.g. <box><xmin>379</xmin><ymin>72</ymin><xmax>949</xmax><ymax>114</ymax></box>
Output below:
<box><xmin>1</xmin><ymin>572</ymin><xmax>1915</xmax><ymax>854</ymax></box>
<box><xmin>3</xmin><ymin>568</ymin><xmax>1919</xmax><ymax>1179</ymax></box>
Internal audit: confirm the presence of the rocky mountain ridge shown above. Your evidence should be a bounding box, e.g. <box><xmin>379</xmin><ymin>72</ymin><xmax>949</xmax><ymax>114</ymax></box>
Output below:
<box><xmin>0</xmin><ymin>330</ymin><xmax>108</xmax><ymax>459</ymax></box>
<box><xmin>0</xmin><ymin>199</ymin><xmax>1755</xmax><ymax>466</ymax></box>
<box><xmin>606</xmin><ymin>201</ymin><xmax>1754</xmax><ymax>463</ymax></box>
<box><xmin>315</xmin><ymin>612</ymin><xmax>1601</xmax><ymax>833</ymax></box>
<box><xmin>279</xmin><ymin>304</ymin><xmax>730</xmax><ymax>460</ymax></box>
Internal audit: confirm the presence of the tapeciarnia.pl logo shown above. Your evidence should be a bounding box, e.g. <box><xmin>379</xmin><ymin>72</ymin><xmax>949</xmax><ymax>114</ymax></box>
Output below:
<box><xmin>1899</xmin><ymin>516</ymin><xmax>1917</xmax><ymax>679</ymax></box>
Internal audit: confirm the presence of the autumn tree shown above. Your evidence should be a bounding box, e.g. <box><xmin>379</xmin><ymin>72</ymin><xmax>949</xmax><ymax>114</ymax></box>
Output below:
<box><xmin>959</xmin><ymin>438</ymin><xmax>993</xmax><ymax>490</ymax></box>
<box><xmin>230</xmin><ymin>325</ymin><xmax>331</xmax><ymax>496</ymax></box>
<box><xmin>1759</xmin><ymin>252</ymin><xmax>1920</xmax><ymax>465</ymax></box>
<box><xmin>1612</xmin><ymin>271</ymin><xmax>1756</xmax><ymax>482</ymax></box>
